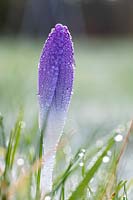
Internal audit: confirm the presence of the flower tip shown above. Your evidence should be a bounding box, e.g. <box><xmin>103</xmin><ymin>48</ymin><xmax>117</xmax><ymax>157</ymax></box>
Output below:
<box><xmin>55</xmin><ymin>23</ymin><xmax>64</xmax><ymax>30</ymax></box>
<box><xmin>55</xmin><ymin>23</ymin><xmax>68</xmax><ymax>33</ymax></box>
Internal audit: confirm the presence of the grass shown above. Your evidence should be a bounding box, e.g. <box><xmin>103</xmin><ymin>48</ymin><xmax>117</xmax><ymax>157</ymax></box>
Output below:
<box><xmin>0</xmin><ymin>36</ymin><xmax>133</xmax><ymax>199</ymax></box>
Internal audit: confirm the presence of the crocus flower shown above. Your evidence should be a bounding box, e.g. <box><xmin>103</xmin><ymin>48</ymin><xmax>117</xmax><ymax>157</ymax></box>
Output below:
<box><xmin>38</xmin><ymin>24</ymin><xmax>74</xmax><ymax>195</ymax></box>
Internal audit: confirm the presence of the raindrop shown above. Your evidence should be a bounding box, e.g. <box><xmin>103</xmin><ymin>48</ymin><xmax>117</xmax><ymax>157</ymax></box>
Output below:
<box><xmin>17</xmin><ymin>158</ymin><xmax>24</xmax><ymax>166</ymax></box>
<box><xmin>45</xmin><ymin>196</ymin><xmax>51</xmax><ymax>200</ymax></box>
<box><xmin>79</xmin><ymin>162</ymin><xmax>84</xmax><ymax>167</ymax></box>
<box><xmin>71</xmin><ymin>91</ymin><xmax>74</xmax><ymax>95</ymax></box>
<box><xmin>114</xmin><ymin>134</ymin><xmax>123</xmax><ymax>142</ymax></box>
<box><xmin>103</xmin><ymin>156</ymin><xmax>110</xmax><ymax>163</ymax></box>
<box><xmin>78</xmin><ymin>152</ymin><xmax>84</xmax><ymax>158</ymax></box>
<box><xmin>81</xmin><ymin>148</ymin><xmax>86</xmax><ymax>153</ymax></box>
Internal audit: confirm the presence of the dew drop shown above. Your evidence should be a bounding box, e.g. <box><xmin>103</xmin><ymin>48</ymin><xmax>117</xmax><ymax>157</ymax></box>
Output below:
<box><xmin>81</xmin><ymin>148</ymin><xmax>86</xmax><ymax>153</ymax></box>
<box><xmin>45</xmin><ymin>196</ymin><xmax>51</xmax><ymax>200</ymax></box>
<box><xmin>79</xmin><ymin>162</ymin><xmax>84</xmax><ymax>167</ymax></box>
<box><xmin>103</xmin><ymin>156</ymin><xmax>110</xmax><ymax>163</ymax></box>
<box><xmin>17</xmin><ymin>158</ymin><xmax>24</xmax><ymax>166</ymax></box>
<box><xmin>78</xmin><ymin>152</ymin><xmax>84</xmax><ymax>158</ymax></box>
<box><xmin>114</xmin><ymin>134</ymin><xmax>123</xmax><ymax>142</ymax></box>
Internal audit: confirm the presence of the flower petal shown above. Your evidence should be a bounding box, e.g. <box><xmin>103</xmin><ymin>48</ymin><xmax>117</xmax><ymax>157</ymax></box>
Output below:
<box><xmin>38</xmin><ymin>23</ymin><xmax>74</xmax><ymax>195</ymax></box>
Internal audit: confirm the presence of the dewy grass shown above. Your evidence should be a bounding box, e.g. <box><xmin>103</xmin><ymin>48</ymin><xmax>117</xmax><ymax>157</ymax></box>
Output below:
<box><xmin>0</xmin><ymin>111</ymin><xmax>23</xmax><ymax>199</ymax></box>
<box><xmin>4</xmin><ymin>111</ymin><xmax>23</xmax><ymax>177</ymax></box>
<box><xmin>0</xmin><ymin>113</ymin><xmax>6</xmax><ymax>148</ymax></box>
<box><xmin>0</xmin><ymin>24</ymin><xmax>133</xmax><ymax>200</ymax></box>
<box><xmin>0</xmin><ymin>114</ymin><xmax>132</xmax><ymax>199</ymax></box>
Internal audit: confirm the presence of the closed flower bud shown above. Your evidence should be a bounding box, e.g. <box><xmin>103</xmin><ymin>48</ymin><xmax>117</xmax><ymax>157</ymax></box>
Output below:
<box><xmin>38</xmin><ymin>24</ymin><xmax>74</xmax><ymax>195</ymax></box>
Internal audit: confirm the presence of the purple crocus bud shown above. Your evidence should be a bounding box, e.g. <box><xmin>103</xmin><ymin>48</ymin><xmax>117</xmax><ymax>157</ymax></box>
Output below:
<box><xmin>38</xmin><ymin>24</ymin><xmax>74</xmax><ymax>195</ymax></box>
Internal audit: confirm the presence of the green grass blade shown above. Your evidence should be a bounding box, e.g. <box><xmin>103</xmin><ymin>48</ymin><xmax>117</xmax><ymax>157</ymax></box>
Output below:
<box><xmin>0</xmin><ymin>113</ymin><xmax>6</xmax><ymax>148</ymax></box>
<box><xmin>10</xmin><ymin>115</ymin><xmax>23</xmax><ymax>168</ymax></box>
<box><xmin>4</xmin><ymin>111</ymin><xmax>23</xmax><ymax>178</ymax></box>
<box><xmin>4</xmin><ymin>129</ymin><xmax>14</xmax><ymax>178</ymax></box>
<box><xmin>68</xmin><ymin>137</ymin><xmax>115</xmax><ymax>200</ymax></box>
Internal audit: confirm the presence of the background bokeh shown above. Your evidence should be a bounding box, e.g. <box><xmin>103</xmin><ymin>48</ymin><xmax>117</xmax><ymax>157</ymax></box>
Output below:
<box><xmin>1</xmin><ymin>0</ymin><xmax>133</xmax><ymax>36</ymax></box>
<box><xmin>1</xmin><ymin>0</ymin><xmax>133</xmax><ymax>129</ymax></box>
<box><xmin>0</xmin><ymin>0</ymin><xmax>133</xmax><ymax>197</ymax></box>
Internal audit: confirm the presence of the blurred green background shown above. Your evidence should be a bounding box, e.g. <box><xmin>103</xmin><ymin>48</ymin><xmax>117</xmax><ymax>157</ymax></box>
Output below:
<box><xmin>0</xmin><ymin>0</ymin><xmax>133</xmax><ymax>125</ymax></box>
<box><xmin>0</xmin><ymin>37</ymin><xmax>133</xmax><ymax>136</ymax></box>
<box><xmin>1</xmin><ymin>0</ymin><xmax>133</xmax><ymax>121</ymax></box>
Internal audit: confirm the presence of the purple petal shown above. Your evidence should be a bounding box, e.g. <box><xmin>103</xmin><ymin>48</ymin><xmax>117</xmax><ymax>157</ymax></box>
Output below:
<box><xmin>38</xmin><ymin>24</ymin><xmax>74</xmax><ymax>194</ymax></box>
<box><xmin>38</xmin><ymin>24</ymin><xmax>74</xmax><ymax>129</ymax></box>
